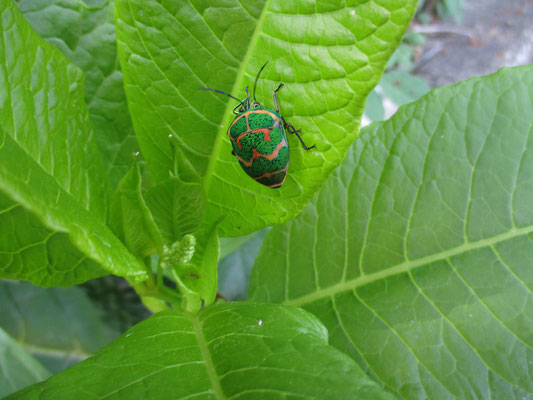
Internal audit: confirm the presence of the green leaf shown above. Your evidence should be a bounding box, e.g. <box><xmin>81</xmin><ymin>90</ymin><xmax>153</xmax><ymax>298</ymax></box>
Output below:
<box><xmin>437</xmin><ymin>0</ymin><xmax>463</xmax><ymax>23</ymax></box>
<box><xmin>249</xmin><ymin>66</ymin><xmax>533</xmax><ymax>399</ymax></box>
<box><xmin>114</xmin><ymin>0</ymin><xmax>418</xmax><ymax>236</ymax></box>
<box><xmin>386</xmin><ymin>43</ymin><xmax>414</xmax><ymax>70</ymax></box>
<box><xmin>0</xmin><ymin>280</ymin><xmax>118</xmax><ymax>374</ymax></box>
<box><xmin>145</xmin><ymin>178</ymin><xmax>206</xmax><ymax>245</ymax></box>
<box><xmin>18</xmin><ymin>0</ymin><xmax>140</xmax><ymax>187</ymax></box>
<box><xmin>172</xmin><ymin>223</ymin><xmax>220</xmax><ymax>311</ymax></box>
<box><xmin>0</xmin><ymin>327</ymin><xmax>50</xmax><ymax>398</ymax></box>
<box><xmin>110</xmin><ymin>164</ymin><xmax>163</xmax><ymax>257</ymax></box>
<box><xmin>0</xmin><ymin>194</ymin><xmax>106</xmax><ymax>286</ymax></box>
<box><xmin>8</xmin><ymin>303</ymin><xmax>394</xmax><ymax>400</ymax></box>
<box><xmin>379</xmin><ymin>70</ymin><xmax>431</xmax><ymax>107</ymax></box>
<box><xmin>0</xmin><ymin>1</ymin><xmax>147</xmax><ymax>284</ymax></box>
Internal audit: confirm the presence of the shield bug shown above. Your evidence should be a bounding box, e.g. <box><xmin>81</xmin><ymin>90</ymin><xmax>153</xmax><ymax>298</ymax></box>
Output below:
<box><xmin>200</xmin><ymin>63</ymin><xmax>315</xmax><ymax>188</ymax></box>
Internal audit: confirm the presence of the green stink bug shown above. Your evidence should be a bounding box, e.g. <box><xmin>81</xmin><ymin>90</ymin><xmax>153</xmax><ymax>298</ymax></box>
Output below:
<box><xmin>201</xmin><ymin>63</ymin><xmax>315</xmax><ymax>188</ymax></box>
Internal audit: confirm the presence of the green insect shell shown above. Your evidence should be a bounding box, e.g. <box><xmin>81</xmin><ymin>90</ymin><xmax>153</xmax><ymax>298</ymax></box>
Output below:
<box><xmin>200</xmin><ymin>62</ymin><xmax>315</xmax><ymax>188</ymax></box>
<box><xmin>228</xmin><ymin>105</ymin><xmax>289</xmax><ymax>188</ymax></box>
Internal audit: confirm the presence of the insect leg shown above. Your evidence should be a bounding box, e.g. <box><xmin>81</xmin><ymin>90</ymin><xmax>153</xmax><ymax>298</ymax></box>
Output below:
<box><xmin>232</xmin><ymin>99</ymin><xmax>245</xmax><ymax>114</ymax></box>
<box><xmin>272</xmin><ymin>83</ymin><xmax>284</xmax><ymax>113</ymax></box>
<box><xmin>282</xmin><ymin>116</ymin><xmax>316</xmax><ymax>150</ymax></box>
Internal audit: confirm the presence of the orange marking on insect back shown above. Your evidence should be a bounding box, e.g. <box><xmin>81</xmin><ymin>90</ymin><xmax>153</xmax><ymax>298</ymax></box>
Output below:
<box><xmin>234</xmin><ymin>130</ymin><xmax>251</xmax><ymax>149</ymax></box>
<box><xmin>235</xmin><ymin>138</ymin><xmax>287</xmax><ymax>167</ymax></box>
<box><xmin>228</xmin><ymin>113</ymin><xmax>246</xmax><ymax>139</ymax></box>
<box><xmin>229</xmin><ymin>109</ymin><xmax>280</xmax><ymax>134</ymax></box>
<box><xmin>253</xmin><ymin>163</ymin><xmax>289</xmax><ymax>181</ymax></box>
<box><xmin>262</xmin><ymin>128</ymin><xmax>271</xmax><ymax>141</ymax></box>
<box><xmin>229</xmin><ymin>110</ymin><xmax>282</xmax><ymax>149</ymax></box>
<box><xmin>232</xmin><ymin>127</ymin><xmax>272</xmax><ymax>150</ymax></box>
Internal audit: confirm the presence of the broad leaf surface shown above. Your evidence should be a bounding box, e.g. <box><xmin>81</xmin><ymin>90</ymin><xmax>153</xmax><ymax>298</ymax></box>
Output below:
<box><xmin>8</xmin><ymin>303</ymin><xmax>394</xmax><ymax>400</ymax></box>
<box><xmin>110</xmin><ymin>164</ymin><xmax>163</xmax><ymax>258</ymax></box>
<box><xmin>114</xmin><ymin>0</ymin><xmax>418</xmax><ymax>236</ymax></box>
<box><xmin>250</xmin><ymin>66</ymin><xmax>533</xmax><ymax>399</ymax></box>
<box><xmin>0</xmin><ymin>194</ymin><xmax>106</xmax><ymax>286</ymax></box>
<box><xmin>145</xmin><ymin>177</ymin><xmax>206</xmax><ymax>245</ymax></box>
<box><xmin>0</xmin><ymin>1</ymin><xmax>147</xmax><ymax>284</ymax></box>
<box><xmin>173</xmin><ymin>222</ymin><xmax>220</xmax><ymax>310</ymax></box>
<box><xmin>0</xmin><ymin>281</ymin><xmax>117</xmax><ymax>374</ymax></box>
<box><xmin>0</xmin><ymin>327</ymin><xmax>50</xmax><ymax>398</ymax></box>
<box><xmin>18</xmin><ymin>0</ymin><xmax>139</xmax><ymax>187</ymax></box>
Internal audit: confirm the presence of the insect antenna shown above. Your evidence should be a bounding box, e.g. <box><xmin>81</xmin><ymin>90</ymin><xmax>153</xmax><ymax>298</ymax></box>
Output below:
<box><xmin>252</xmin><ymin>61</ymin><xmax>268</xmax><ymax>102</ymax></box>
<box><xmin>199</xmin><ymin>87</ymin><xmax>240</xmax><ymax>102</ymax></box>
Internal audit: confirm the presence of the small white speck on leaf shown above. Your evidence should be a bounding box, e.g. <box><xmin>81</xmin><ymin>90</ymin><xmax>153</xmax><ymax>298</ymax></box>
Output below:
<box><xmin>350</xmin><ymin>9</ymin><xmax>355</xmax><ymax>15</ymax></box>
<box><xmin>258</xmin><ymin>319</ymin><xmax>263</xmax><ymax>327</ymax></box>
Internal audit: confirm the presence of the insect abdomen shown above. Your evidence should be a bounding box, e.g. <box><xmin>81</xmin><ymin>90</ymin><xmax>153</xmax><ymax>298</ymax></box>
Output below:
<box><xmin>228</xmin><ymin>107</ymin><xmax>289</xmax><ymax>188</ymax></box>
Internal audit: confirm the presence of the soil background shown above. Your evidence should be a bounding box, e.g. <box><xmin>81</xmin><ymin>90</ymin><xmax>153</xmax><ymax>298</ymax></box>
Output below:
<box><xmin>416</xmin><ymin>0</ymin><xmax>533</xmax><ymax>87</ymax></box>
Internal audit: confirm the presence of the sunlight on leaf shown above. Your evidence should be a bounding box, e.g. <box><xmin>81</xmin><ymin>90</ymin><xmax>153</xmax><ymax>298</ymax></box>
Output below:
<box><xmin>0</xmin><ymin>1</ymin><xmax>147</xmax><ymax>285</ymax></box>
<box><xmin>8</xmin><ymin>303</ymin><xmax>395</xmax><ymax>400</ymax></box>
<box><xmin>115</xmin><ymin>0</ymin><xmax>418</xmax><ymax>236</ymax></box>
<box><xmin>250</xmin><ymin>65</ymin><xmax>533</xmax><ymax>399</ymax></box>
<box><xmin>18</xmin><ymin>0</ymin><xmax>139</xmax><ymax>187</ymax></box>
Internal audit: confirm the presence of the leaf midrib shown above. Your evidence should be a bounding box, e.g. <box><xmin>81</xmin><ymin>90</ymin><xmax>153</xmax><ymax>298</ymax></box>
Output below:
<box><xmin>202</xmin><ymin>0</ymin><xmax>270</xmax><ymax>194</ymax></box>
<box><xmin>285</xmin><ymin>224</ymin><xmax>533</xmax><ymax>307</ymax></box>
<box><xmin>193</xmin><ymin>314</ymin><xmax>226</xmax><ymax>399</ymax></box>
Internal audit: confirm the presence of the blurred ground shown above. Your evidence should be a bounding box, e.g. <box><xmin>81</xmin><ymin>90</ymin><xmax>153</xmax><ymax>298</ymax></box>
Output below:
<box><xmin>415</xmin><ymin>0</ymin><xmax>533</xmax><ymax>87</ymax></box>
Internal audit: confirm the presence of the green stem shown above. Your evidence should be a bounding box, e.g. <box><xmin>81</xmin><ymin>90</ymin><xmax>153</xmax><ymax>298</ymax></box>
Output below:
<box><xmin>132</xmin><ymin>272</ymin><xmax>182</xmax><ymax>312</ymax></box>
<box><xmin>156</xmin><ymin>262</ymin><xmax>164</xmax><ymax>288</ymax></box>
<box><xmin>172</xmin><ymin>269</ymin><xmax>202</xmax><ymax>313</ymax></box>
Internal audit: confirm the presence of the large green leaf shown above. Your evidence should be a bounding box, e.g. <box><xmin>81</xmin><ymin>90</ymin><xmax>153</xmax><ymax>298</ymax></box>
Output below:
<box><xmin>0</xmin><ymin>194</ymin><xmax>106</xmax><ymax>286</ymax></box>
<box><xmin>0</xmin><ymin>327</ymin><xmax>50</xmax><ymax>398</ymax></box>
<box><xmin>114</xmin><ymin>0</ymin><xmax>418</xmax><ymax>236</ymax></box>
<box><xmin>8</xmin><ymin>303</ymin><xmax>394</xmax><ymax>400</ymax></box>
<box><xmin>0</xmin><ymin>281</ymin><xmax>116</xmax><ymax>374</ymax></box>
<box><xmin>0</xmin><ymin>1</ymin><xmax>147</xmax><ymax>284</ymax></box>
<box><xmin>145</xmin><ymin>177</ymin><xmax>206</xmax><ymax>246</ymax></box>
<box><xmin>249</xmin><ymin>66</ymin><xmax>533</xmax><ymax>399</ymax></box>
<box><xmin>173</xmin><ymin>222</ymin><xmax>220</xmax><ymax>310</ymax></box>
<box><xmin>110</xmin><ymin>164</ymin><xmax>164</xmax><ymax>258</ymax></box>
<box><xmin>18</xmin><ymin>0</ymin><xmax>139</xmax><ymax>187</ymax></box>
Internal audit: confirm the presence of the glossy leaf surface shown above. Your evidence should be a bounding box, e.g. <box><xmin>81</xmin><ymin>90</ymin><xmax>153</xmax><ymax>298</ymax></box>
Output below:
<box><xmin>145</xmin><ymin>177</ymin><xmax>206</xmax><ymax>245</ymax></box>
<box><xmin>18</xmin><ymin>0</ymin><xmax>139</xmax><ymax>186</ymax></box>
<box><xmin>0</xmin><ymin>194</ymin><xmax>106</xmax><ymax>286</ymax></box>
<box><xmin>110</xmin><ymin>164</ymin><xmax>163</xmax><ymax>258</ymax></box>
<box><xmin>250</xmin><ymin>66</ymin><xmax>533</xmax><ymax>399</ymax></box>
<box><xmin>0</xmin><ymin>1</ymin><xmax>147</xmax><ymax>285</ymax></box>
<box><xmin>114</xmin><ymin>0</ymin><xmax>418</xmax><ymax>235</ymax></box>
<box><xmin>8</xmin><ymin>303</ymin><xmax>394</xmax><ymax>400</ymax></box>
